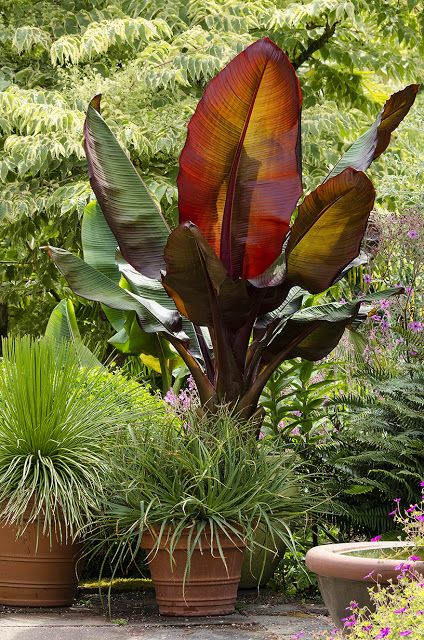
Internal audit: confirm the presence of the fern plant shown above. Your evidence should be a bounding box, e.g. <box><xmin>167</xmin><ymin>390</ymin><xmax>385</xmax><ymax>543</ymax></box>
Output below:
<box><xmin>320</xmin><ymin>363</ymin><xmax>424</xmax><ymax>537</ymax></box>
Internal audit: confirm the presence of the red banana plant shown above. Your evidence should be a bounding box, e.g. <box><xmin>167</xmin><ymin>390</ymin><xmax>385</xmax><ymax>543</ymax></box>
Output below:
<box><xmin>46</xmin><ymin>38</ymin><xmax>419</xmax><ymax>421</ymax></box>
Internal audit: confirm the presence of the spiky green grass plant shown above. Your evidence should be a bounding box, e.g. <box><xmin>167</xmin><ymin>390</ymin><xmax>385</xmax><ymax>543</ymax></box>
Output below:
<box><xmin>0</xmin><ymin>336</ymin><xmax>161</xmax><ymax>540</ymax></box>
<box><xmin>89</xmin><ymin>406</ymin><xmax>330</xmax><ymax>586</ymax></box>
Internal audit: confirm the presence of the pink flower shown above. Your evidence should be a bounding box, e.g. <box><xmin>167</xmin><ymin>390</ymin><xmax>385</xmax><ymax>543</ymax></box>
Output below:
<box><xmin>258</xmin><ymin>431</ymin><xmax>265</xmax><ymax>440</ymax></box>
<box><xmin>370</xmin><ymin>535</ymin><xmax>382</xmax><ymax>542</ymax></box>
<box><xmin>406</xmin><ymin>504</ymin><xmax>418</xmax><ymax>513</ymax></box>
<box><xmin>363</xmin><ymin>570</ymin><xmax>375</xmax><ymax>580</ymax></box>
<box><xmin>394</xmin><ymin>497</ymin><xmax>401</xmax><ymax>503</ymax></box>
<box><xmin>408</xmin><ymin>555</ymin><xmax>421</xmax><ymax>561</ymax></box>
<box><xmin>341</xmin><ymin>615</ymin><xmax>357</xmax><ymax>628</ymax></box>
<box><xmin>420</xmin><ymin>481</ymin><xmax>424</xmax><ymax>487</ymax></box>
<box><xmin>408</xmin><ymin>321</ymin><xmax>423</xmax><ymax>332</ymax></box>
<box><xmin>362</xmin><ymin>624</ymin><xmax>373</xmax><ymax>632</ymax></box>
<box><xmin>407</xmin><ymin>229</ymin><xmax>418</xmax><ymax>239</ymax></box>
<box><xmin>380</xmin><ymin>319</ymin><xmax>390</xmax><ymax>331</ymax></box>
<box><xmin>388</xmin><ymin>510</ymin><xmax>397</xmax><ymax>516</ymax></box>
<box><xmin>375</xmin><ymin>628</ymin><xmax>390</xmax><ymax>639</ymax></box>
<box><xmin>394</xmin><ymin>607</ymin><xmax>407</xmax><ymax>613</ymax></box>
<box><xmin>292</xmin><ymin>410</ymin><xmax>302</xmax><ymax>417</ymax></box>
<box><xmin>290</xmin><ymin>426</ymin><xmax>301</xmax><ymax>436</ymax></box>
<box><xmin>278</xmin><ymin>420</ymin><xmax>286</xmax><ymax>430</ymax></box>
<box><xmin>399</xmin><ymin>632</ymin><xmax>412</xmax><ymax>637</ymax></box>
<box><xmin>416</xmin><ymin>515</ymin><xmax>424</xmax><ymax>522</ymax></box>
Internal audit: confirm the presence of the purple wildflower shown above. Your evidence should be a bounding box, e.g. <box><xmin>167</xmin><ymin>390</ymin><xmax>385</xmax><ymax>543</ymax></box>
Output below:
<box><xmin>416</xmin><ymin>515</ymin><xmax>424</xmax><ymax>522</ymax></box>
<box><xmin>394</xmin><ymin>497</ymin><xmax>401</xmax><ymax>503</ymax></box>
<box><xmin>399</xmin><ymin>632</ymin><xmax>412</xmax><ymax>637</ymax></box>
<box><xmin>394</xmin><ymin>607</ymin><xmax>407</xmax><ymax>613</ymax></box>
<box><xmin>407</xmin><ymin>229</ymin><xmax>418</xmax><ymax>239</ymax></box>
<box><xmin>380</xmin><ymin>319</ymin><xmax>390</xmax><ymax>331</ymax></box>
<box><xmin>363</xmin><ymin>274</ymin><xmax>372</xmax><ymax>284</ymax></box>
<box><xmin>292</xmin><ymin>410</ymin><xmax>302</xmax><ymax>417</ymax></box>
<box><xmin>409</xmin><ymin>555</ymin><xmax>421</xmax><ymax>561</ymax></box>
<box><xmin>363</xmin><ymin>570</ymin><xmax>375</xmax><ymax>580</ymax></box>
<box><xmin>388</xmin><ymin>510</ymin><xmax>397</xmax><ymax>516</ymax></box>
<box><xmin>362</xmin><ymin>624</ymin><xmax>373</xmax><ymax>632</ymax></box>
<box><xmin>290</xmin><ymin>426</ymin><xmax>301</xmax><ymax>436</ymax></box>
<box><xmin>406</xmin><ymin>504</ymin><xmax>418</xmax><ymax>513</ymax></box>
<box><xmin>375</xmin><ymin>628</ymin><xmax>390</xmax><ymax>639</ymax></box>
<box><xmin>408</xmin><ymin>321</ymin><xmax>423</xmax><ymax>332</ymax></box>
<box><xmin>420</xmin><ymin>481</ymin><xmax>424</xmax><ymax>487</ymax></box>
<box><xmin>258</xmin><ymin>431</ymin><xmax>265</xmax><ymax>440</ymax></box>
<box><xmin>370</xmin><ymin>535</ymin><xmax>382</xmax><ymax>542</ymax></box>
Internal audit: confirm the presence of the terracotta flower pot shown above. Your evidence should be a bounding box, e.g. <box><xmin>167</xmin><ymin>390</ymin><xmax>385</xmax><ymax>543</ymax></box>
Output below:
<box><xmin>0</xmin><ymin>516</ymin><xmax>81</xmax><ymax>606</ymax></box>
<box><xmin>141</xmin><ymin>527</ymin><xmax>246</xmax><ymax>616</ymax></box>
<box><xmin>239</xmin><ymin>527</ymin><xmax>286</xmax><ymax>588</ymax></box>
<box><xmin>306</xmin><ymin>541</ymin><xmax>424</xmax><ymax>626</ymax></box>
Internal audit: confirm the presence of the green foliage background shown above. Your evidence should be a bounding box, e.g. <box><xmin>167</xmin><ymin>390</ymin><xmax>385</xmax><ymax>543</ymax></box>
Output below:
<box><xmin>0</xmin><ymin>0</ymin><xmax>422</xmax><ymax>339</ymax></box>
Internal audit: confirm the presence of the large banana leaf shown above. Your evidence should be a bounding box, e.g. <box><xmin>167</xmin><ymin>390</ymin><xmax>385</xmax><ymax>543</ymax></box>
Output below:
<box><xmin>286</xmin><ymin>168</ymin><xmax>375</xmax><ymax>293</ymax></box>
<box><xmin>81</xmin><ymin>201</ymin><xmax>193</xmax><ymax>370</ymax></box>
<box><xmin>45</xmin><ymin>298</ymin><xmax>101</xmax><ymax>368</ymax></box>
<box><xmin>46</xmin><ymin>247</ymin><xmax>187</xmax><ymax>342</ymax></box>
<box><xmin>177</xmin><ymin>37</ymin><xmax>302</xmax><ymax>280</ymax></box>
<box><xmin>84</xmin><ymin>96</ymin><xmax>170</xmax><ymax>280</ymax></box>
<box><xmin>326</xmin><ymin>85</ymin><xmax>419</xmax><ymax>180</ymax></box>
<box><xmin>162</xmin><ymin>222</ymin><xmax>255</xmax><ymax>330</ymax></box>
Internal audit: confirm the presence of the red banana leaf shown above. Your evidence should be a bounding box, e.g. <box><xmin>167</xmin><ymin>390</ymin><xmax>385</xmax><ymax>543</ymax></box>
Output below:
<box><xmin>178</xmin><ymin>37</ymin><xmax>302</xmax><ymax>280</ymax></box>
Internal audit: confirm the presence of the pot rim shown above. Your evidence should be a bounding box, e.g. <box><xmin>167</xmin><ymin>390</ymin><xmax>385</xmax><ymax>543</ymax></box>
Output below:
<box><xmin>305</xmin><ymin>541</ymin><xmax>424</xmax><ymax>582</ymax></box>
<box><xmin>141</xmin><ymin>525</ymin><xmax>246</xmax><ymax>552</ymax></box>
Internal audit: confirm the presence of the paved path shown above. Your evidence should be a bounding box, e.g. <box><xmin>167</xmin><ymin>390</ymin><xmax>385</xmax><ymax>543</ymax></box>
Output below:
<box><xmin>0</xmin><ymin>590</ymin><xmax>336</xmax><ymax>640</ymax></box>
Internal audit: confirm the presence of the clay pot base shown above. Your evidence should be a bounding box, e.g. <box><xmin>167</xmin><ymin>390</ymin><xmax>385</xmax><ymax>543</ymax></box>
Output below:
<box><xmin>142</xmin><ymin>529</ymin><xmax>246</xmax><ymax>616</ymax></box>
<box><xmin>0</xmin><ymin>518</ymin><xmax>80</xmax><ymax>607</ymax></box>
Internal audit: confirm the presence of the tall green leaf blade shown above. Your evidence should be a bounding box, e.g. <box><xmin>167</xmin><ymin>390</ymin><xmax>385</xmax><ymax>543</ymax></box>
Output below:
<box><xmin>47</xmin><ymin>247</ymin><xmax>187</xmax><ymax>342</ymax></box>
<box><xmin>45</xmin><ymin>299</ymin><xmax>101</xmax><ymax>368</ymax></box>
<box><xmin>82</xmin><ymin>200</ymin><xmax>120</xmax><ymax>282</ymax></box>
<box><xmin>326</xmin><ymin>85</ymin><xmax>419</xmax><ymax>180</ymax></box>
<box><xmin>84</xmin><ymin>96</ymin><xmax>170</xmax><ymax>280</ymax></box>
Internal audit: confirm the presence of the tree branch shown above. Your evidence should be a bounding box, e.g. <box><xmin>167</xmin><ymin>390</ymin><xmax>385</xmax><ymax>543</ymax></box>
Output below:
<box><xmin>292</xmin><ymin>21</ymin><xmax>338</xmax><ymax>69</ymax></box>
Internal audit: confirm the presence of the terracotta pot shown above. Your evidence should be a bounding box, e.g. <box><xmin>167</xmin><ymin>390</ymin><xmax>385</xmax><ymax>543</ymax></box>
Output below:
<box><xmin>306</xmin><ymin>541</ymin><xmax>424</xmax><ymax>626</ymax></box>
<box><xmin>141</xmin><ymin>527</ymin><xmax>246</xmax><ymax>616</ymax></box>
<box><xmin>0</xmin><ymin>516</ymin><xmax>81</xmax><ymax>606</ymax></box>
<box><xmin>239</xmin><ymin>527</ymin><xmax>286</xmax><ymax>588</ymax></box>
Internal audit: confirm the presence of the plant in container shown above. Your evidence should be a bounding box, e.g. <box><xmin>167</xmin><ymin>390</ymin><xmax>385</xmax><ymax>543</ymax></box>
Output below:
<box><xmin>45</xmin><ymin>38</ymin><xmax>419</xmax><ymax>427</ymax></box>
<box><xmin>306</xmin><ymin>481</ymin><xmax>424</xmax><ymax>627</ymax></box>
<box><xmin>0</xmin><ymin>335</ymin><xmax>146</xmax><ymax>606</ymax></box>
<box><xmin>89</xmin><ymin>406</ymin><xmax>325</xmax><ymax>616</ymax></box>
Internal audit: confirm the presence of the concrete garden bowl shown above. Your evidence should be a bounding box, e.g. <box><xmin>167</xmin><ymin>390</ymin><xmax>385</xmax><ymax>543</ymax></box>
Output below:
<box><xmin>305</xmin><ymin>540</ymin><xmax>424</xmax><ymax>626</ymax></box>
